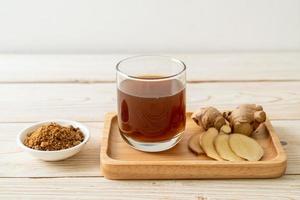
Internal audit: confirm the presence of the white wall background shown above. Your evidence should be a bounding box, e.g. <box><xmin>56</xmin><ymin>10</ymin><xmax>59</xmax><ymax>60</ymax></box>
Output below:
<box><xmin>0</xmin><ymin>0</ymin><xmax>299</xmax><ymax>53</ymax></box>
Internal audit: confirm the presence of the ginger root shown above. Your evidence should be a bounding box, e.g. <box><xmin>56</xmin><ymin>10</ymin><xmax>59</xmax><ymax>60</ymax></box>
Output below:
<box><xmin>252</xmin><ymin>123</ymin><xmax>269</xmax><ymax>140</ymax></box>
<box><xmin>190</xmin><ymin>104</ymin><xmax>267</xmax><ymax>161</ymax></box>
<box><xmin>192</xmin><ymin>107</ymin><xmax>226</xmax><ymax>131</ymax></box>
<box><xmin>225</xmin><ymin>104</ymin><xmax>266</xmax><ymax>136</ymax></box>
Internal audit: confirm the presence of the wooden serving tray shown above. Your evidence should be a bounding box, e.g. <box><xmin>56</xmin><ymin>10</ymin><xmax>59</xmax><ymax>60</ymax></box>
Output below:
<box><xmin>100</xmin><ymin>112</ymin><xmax>287</xmax><ymax>180</ymax></box>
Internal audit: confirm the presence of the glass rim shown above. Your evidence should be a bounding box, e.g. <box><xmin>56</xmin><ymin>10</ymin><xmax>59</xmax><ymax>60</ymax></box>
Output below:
<box><xmin>116</xmin><ymin>55</ymin><xmax>186</xmax><ymax>81</ymax></box>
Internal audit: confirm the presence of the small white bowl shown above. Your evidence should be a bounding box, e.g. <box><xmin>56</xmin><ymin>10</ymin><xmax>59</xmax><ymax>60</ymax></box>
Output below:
<box><xmin>17</xmin><ymin>119</ymin><xmax>90</xmax><ymax>161</ymax></box>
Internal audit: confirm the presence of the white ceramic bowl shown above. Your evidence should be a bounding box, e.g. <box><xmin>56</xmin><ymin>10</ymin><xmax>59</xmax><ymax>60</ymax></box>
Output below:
<box><xmin>17</xmin><ymin>119</ymin><xmax>90</xmax><ymax>161</ymax></box>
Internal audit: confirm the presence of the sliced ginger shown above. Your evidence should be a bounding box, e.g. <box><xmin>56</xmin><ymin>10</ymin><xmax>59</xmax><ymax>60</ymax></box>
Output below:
<box><xmin>188</xmin><ymin>134</ymin><xmax>204</xmax><ymax>155</ymax></box>
<box><xmin>214</xmin><ymin>134</ymin><xmax>243</xmax><ymax>161</ymax></box>
<box><xmin>190</xmin><ymin>105</ymin><xmax>267</xmax><ymax>161</ymax></box>
<box><xmin>200</xmin><ymin>128</ymin><xmax>223</xmax><ymax>161</ymax></box>
<box><xmin>229</xmin><ymin>133</ymin><xmax>264</xmax><ymax>161</ymax></box>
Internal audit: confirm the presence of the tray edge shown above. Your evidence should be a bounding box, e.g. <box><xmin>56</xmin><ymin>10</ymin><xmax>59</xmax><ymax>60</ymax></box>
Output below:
<box><xmin>100</xmin><ymin>112</ymin><xmax>287</xmax><ymax>179</ymax></box>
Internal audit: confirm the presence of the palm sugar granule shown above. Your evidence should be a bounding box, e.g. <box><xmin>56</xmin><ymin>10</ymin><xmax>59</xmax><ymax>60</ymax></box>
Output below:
<box><xmin>24</xmin><ymin>123</ymin><xmax>84</xmax><ymax>151</ymax></box>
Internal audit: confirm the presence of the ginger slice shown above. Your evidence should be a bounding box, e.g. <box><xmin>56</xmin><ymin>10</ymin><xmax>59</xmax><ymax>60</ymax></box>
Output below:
<box><xmin>188</xmin><ymin>134</ymin><xmax>204</xmax><ymax>155</ymax></box>
<box><xmin>229</xmin><ymin>133</ymin><xmax>264</xmax><ymax>161</ymax></box>
<box><xmin>215</xmin><ymin>134</ymin><xmax>243</xmax><ymax>161</ymax></box>
<box><xmin>200</xmin><ymin>128</ymin><xmax>223</xmax><ymax>161</ymax></box>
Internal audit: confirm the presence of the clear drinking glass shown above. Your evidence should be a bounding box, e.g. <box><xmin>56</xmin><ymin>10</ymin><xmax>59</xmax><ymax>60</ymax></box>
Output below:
<box><xmin>116</xmin><ymin>55</ymin><xmax>186</xmax><ymax>152</ymax></box>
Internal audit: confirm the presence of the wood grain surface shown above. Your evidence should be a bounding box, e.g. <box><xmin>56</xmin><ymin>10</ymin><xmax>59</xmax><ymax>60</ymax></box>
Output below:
<box><xmin>0</xmin><ymin>82</ymin><xmax>299</xmax><ymax>122</ymax></box>
<box><xmin>1</xmin><ymin>176</ymin><xmax>299</xmax><ymax>200</ymax></box>
<box><xmin>0</xmin><ymin>53</ymin><xmax>299</xmax><ymax>199</ymax></box>
<box><xmin>0</xmin><ymin>120</ymin><xmax>298</xmax><ymax>178</ymax></box>
<box><xmin>0</xmin><ymin>52</ymin><xmax>299</xmax><ymax>83</ymax></box>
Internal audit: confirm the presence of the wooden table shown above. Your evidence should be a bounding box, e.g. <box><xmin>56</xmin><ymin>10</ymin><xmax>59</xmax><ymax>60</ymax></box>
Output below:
<box><xmin>1</xmin><ymin>52</ymin><xmax>299</xmax><ymax>199</ymax></box>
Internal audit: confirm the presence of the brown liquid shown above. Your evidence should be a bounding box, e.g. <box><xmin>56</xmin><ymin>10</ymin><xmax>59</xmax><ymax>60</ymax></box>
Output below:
<box><xmin>117</xmin><ymin>77</ymin><xmax>186</xmax><ymax>142</ymax></box>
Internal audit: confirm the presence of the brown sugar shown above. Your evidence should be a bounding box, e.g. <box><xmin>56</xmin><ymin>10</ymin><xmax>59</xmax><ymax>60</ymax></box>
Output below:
<box><xmin>24</xmin><ymin>123</ymin><xmax>84</xmax><ymax>151</ymax></box>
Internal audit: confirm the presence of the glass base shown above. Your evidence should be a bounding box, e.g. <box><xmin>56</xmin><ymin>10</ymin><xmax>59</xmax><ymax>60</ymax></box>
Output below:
<box><xmin>120</xmin><ymin>131</ymin><xmax>184</xmax><ymax>152</ymax></box>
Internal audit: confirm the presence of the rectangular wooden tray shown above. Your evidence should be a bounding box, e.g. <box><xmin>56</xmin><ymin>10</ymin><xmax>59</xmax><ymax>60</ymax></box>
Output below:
<box><xmin>100</xmin><ymin>112</ymin><xmax>287</xmax><ymax>180</ymax></box>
